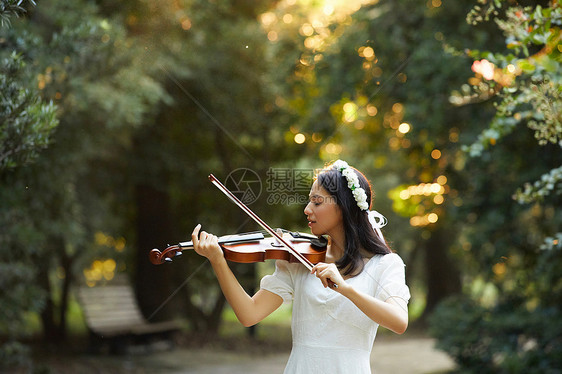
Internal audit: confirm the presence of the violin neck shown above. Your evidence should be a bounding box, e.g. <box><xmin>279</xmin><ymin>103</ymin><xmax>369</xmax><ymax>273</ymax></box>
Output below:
<box><xmin>179</xmin><ymin>232</ymin><xmax>264</xmax><ymax>249</ymax></box>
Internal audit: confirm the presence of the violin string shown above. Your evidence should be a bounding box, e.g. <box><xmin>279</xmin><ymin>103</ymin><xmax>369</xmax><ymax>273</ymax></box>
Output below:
<box><xmin>211</xmin><ymin>175</ymin><xmax>315</xmax><ymax>270</ymax></box>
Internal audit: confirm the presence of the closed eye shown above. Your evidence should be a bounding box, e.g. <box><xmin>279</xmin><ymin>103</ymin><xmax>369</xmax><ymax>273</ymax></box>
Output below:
<box><xmin>309</xmin><ymin>194</ymin><xmax>324</xmax><ymax>206</ymax></box>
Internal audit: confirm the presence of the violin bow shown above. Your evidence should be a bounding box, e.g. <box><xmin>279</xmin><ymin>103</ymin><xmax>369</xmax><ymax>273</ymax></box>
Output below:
<box><xmin>210</xmin><ymin>175</ymin><xmax>404</xmax><ymax>302</ymax></box>
<box><xmin>209</xmin><ymin>174</ymin><xmax>314</xmax><ymax>271</ymax></box>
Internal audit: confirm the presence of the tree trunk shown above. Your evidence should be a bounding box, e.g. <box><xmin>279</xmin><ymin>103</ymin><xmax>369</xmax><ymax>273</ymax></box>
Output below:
<box><xmin>421</xmin><ymin>226</ymin><xmax>461</xmax><ymax>321</ymax></box>
<box><xmin>134</xmin><ymin>183</ymin><xmax>175</xmax><ymax>321</ymax></box>
<box><xmin>38</xmin><ymin>263</ymin><xmax>58</xmax><ymax>342</ymax></box>
<box><xmin>56</xmin><ymin>251</ymin><xmax>74</xmax><ymax>340</ymax></box>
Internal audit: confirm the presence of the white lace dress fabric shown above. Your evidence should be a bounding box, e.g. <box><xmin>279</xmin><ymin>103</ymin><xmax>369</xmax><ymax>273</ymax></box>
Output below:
<box><xmin>260</xmin><ymin>253</ymin><xmax>410</xmax><ymax>374</ymax></box>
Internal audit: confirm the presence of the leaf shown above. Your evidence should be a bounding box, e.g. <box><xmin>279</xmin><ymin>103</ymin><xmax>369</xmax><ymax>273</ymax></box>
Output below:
<box><xmin>533</xmin><ymin>5</ymin><xmax>543</xmax><ymax>21</ymax></box>
<box><xmin>507</xmin><ymin>41</ymin><xmax>521</xmax><ymax>49</ymax></box>
<box><xmin>531</xmin><ymin>32</ymin><xmax>548</xmax><ymax>45</ymax></box>
<box><xmin>537</xmin><ymin>57</ymin><xmax>559</xmax><ymax>73</ymax></box>
<box><xmin>517</xmin><ymin>59</ymin><xmax>536</xmax><ymax>73</ymax></box>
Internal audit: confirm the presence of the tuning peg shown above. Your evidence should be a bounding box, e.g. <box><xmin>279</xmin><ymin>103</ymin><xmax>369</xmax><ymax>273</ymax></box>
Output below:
<box><xmin>175</xmin><ymin>251</ymin><xmax>183</xmax><ymax>257</ymax></box>
<box><xmin>164</xmin><ymin>257</ymin><xmax>173</xmax><ymax>263</ymax></box>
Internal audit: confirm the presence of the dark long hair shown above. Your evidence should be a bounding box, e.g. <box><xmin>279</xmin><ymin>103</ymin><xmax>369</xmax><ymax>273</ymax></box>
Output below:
<box><xmin>316</xmin><ymin>163</ymin><xmax>391</xmax><ymax>276</ymax></box>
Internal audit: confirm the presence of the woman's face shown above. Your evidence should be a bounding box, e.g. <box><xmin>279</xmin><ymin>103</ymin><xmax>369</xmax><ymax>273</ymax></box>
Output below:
<box><xmin>304</xmin><ymin>181</ymin><xmax>343</xmax><ymax>237</ymax></box>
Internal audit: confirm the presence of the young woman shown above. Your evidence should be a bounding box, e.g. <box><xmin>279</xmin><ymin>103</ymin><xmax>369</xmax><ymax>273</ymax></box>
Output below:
<box><xmin>192</xmin><ymin>160</ymin><xmax>410</xmax><ymax>373</ymax></box>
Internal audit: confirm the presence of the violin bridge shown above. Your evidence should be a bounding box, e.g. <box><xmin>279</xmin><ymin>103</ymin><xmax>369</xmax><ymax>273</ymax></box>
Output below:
<box><xmin>270</xmin><ymin>228</ymin><xmax>285</xmax><ymax>247</ymax></box>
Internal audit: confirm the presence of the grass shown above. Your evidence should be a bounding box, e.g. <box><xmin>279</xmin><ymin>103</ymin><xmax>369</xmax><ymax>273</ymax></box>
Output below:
<box><xmin>188</xmin><ymin>303</ymin><xmax>293</xmax><ymax>354</ymax></box>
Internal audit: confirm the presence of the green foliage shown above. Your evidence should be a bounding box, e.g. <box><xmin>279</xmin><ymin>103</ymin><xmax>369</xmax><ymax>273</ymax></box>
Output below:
<box><xmin>0</xmin><ymin>0</ymin><xmax>35</xmax><ymax>27</ymax></box>
<box><xmin>0</xmin><ymin>264</ymin><xmax>43</xmax><ymax>366</ymax></box>
<box><xmin>458</xmin><ymin>2</ymin><xmax>561</xmax><ymax>199</ymax></box>
<box><xmin>0</xmin><ymin>340</ymin><xmax>31</xmax><ymax>368</ymax></box>
<box><xmin>429</xmin><ymin>1</ymin><xmax>562</xmax><ymax>372</ymax></box>
<box><xmin>431</xmin><ymin>249</ymin><xmax>562</xmax><ymax>373</ymax></box>
<box><xmin>514</xmin><ymin>165</ymin><xmax>562</xmax><ymax>203</ymax></box>
<box><xmin>0</xmin><ymin>172</ymin><xmax>46</xmax><ymax>367</ymax></box>
<box><xmin>0</xmin><ymin>0</ymin><xmax>167</xmax><ymax>367</ymax></box>
<box><xmin>0</xmin><ymin>53</ymin><xmax>58</xmax><ymax>172</ymax></box>
<box><xmin>432</xmin><ymin>231</ymin><xmax>562</xmax><ymax>373</ymax></box>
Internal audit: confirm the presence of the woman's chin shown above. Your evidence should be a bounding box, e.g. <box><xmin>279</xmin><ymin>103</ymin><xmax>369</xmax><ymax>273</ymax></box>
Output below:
<box><xmin>308</xmin><ymin>224</ymin><xmax>322</xmax><ymax>236</ymax></box>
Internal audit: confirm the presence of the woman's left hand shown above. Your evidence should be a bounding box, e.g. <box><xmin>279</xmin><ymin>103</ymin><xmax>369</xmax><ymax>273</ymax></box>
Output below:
<box><xmin>311</xmin><ymin>262</ymin><xmax>347</xmax><ymax>291</ymax></box>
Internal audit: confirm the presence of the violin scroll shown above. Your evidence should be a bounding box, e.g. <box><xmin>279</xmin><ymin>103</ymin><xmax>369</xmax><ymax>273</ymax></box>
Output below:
<box><xmin>149</xmin><ymin>245</ymin><xmax>183</xmax><ymax>265</ymax></box>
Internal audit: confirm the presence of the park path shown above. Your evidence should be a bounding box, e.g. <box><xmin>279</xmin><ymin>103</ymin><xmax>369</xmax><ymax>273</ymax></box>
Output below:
<box><xmin>132</xmin><ymin>335</ymin><xmax>456</xmax><ymax>374</ymax></box>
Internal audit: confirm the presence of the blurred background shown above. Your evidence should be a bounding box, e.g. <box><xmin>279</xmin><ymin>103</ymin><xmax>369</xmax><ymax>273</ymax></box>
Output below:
<box><xmin>1</xmin><ymin>0</ymin><xmax>560</xmax><ymax>372</ymax></box>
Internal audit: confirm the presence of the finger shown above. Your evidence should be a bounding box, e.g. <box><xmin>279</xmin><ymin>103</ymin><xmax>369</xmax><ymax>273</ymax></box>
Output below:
<box><xmin>312</xmin><ymin>263</ymin><xmax>327</xmax><ymax>273</ymax></box>
<box><xmin>311</xmin><ymin>264</ymin><xmax>319</xmax><ymax>274</ymax></box>
<box><xmin>316</xmin><ymin>271</ymin><xmax>329</xmax><ymax>288</ymax></box>
<box><xmin>200</xmin><ymin>231</ymin><xmax>209</xmax><ymax>243</ymax></box>
<box><xmin>318</xmin><ymin>269</ymin><xmax>339</xmax><ymax>290</ymax></box>
<box><xmin>191</xmin><ymin>224</ymin><xmax>202</xmax><ymax>246</ymax></box>
<box><xmin>319</xmin><ymin>268</ymin><xmax>332</xmax><ymax>278</ymax></box>
<box><xmin>323</xmin><ymin>273</ymin><xmax>335</xmax><ymax>288</ymax></box>
<box><xmin>326</xmin><ymin>278</ymin><xmax>336</xmax><ymax>289</ymax></box>
<box><xmin>320</xmin><ymin>272</ymin><xmax>336</xmax><ymax>289</ymax></box>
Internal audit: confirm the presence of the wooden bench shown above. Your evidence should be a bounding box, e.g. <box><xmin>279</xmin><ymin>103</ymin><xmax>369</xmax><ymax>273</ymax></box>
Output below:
<box><xmin>77</xmin><ymin>280</ymin><xmax>182</xmax><ymax>353</ymax></box>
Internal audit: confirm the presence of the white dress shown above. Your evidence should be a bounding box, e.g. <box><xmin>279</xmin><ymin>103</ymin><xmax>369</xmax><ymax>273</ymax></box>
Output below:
<box><xmin>260</xmin><ymin>253</ymin><xmax>410</xmax><ymax>374</ymax></box>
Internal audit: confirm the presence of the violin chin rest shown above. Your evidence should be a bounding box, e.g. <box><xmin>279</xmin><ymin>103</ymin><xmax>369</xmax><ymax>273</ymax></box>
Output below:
<box><xmin>310</xmin><ymin>237</ymin><xmax>328</xmax><ymax>250</ymax></box>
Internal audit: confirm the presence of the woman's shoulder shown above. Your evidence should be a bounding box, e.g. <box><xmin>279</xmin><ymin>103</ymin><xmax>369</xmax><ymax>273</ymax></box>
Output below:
<box><xmin>382</xmin><ymin>252</ymin><xmax>406</xmax><ymax>264</ymax></box>
<box><xmin>365</xmin><ymin>252</ymin><xmax>406</xmax><ymax>270</ymax></box>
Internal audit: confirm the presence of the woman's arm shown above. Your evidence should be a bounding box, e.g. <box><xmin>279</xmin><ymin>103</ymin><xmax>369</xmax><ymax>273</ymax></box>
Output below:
<box><xmin>312</xmin><ymin>262</ymin><xmax>408</xmax><ymax>334</ymax></box>
<box><xmin>340</xmin><ymin>286</ymin><xmax>408</xmax><ymax>334</ymax></box>
<box><xmin>192</xmin><ymin>225</ymin><xmax>283</xmax><ymax>327</ymax></box>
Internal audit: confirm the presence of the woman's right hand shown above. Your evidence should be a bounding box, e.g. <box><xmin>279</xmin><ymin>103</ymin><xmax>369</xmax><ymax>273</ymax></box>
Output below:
<box><xmin>191</xmin><ymin>224</ymin><xmax>224</xmax><ymax>263</ymax></box>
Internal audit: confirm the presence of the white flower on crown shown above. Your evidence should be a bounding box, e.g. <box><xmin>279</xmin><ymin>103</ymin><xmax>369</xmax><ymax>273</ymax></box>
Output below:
<box><xmin>332</xmin><ymin>159</ymin><xmax>369</xmax><ymax>211</ymax></box>
<box><xmin>333</xmin><ymin>160</ymin><xmax>349</xmax><ymax>172</ymax></box>
<box><xmin>353</xmin><ymin>189</ymin><xmax>369</xmax><ymax>210</ymax></box>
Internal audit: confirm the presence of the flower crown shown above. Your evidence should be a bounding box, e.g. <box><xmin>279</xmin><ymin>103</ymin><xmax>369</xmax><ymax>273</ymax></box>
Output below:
<box><xmin>332</xmin><ymin>160</ymin><xmax>370</xmax><ymax>211</ymax></box>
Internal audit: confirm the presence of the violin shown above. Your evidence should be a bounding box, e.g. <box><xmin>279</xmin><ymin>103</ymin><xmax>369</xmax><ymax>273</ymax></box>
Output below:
<box><xmin>149</xmin><ymin>229</ymin><xmax>328</xmax><ymax>265</ymax></box>
<box><xmin>150</xmin><ymin>174</ymin><xmax>336</xmax><ymax>287</ymax></box>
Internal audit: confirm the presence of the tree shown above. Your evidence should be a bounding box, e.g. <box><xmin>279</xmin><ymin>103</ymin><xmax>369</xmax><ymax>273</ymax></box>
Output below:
<box><xmin>0</xmin><ymin>0</ymin><xmax>57</xmax><ymax>366</ymax></box>
<box><xmin>430</xmin><ymin>1</ymin><xmax>562</xmax><ymax>371</ymax></box>
<box><xmin>0</xmin><ymin>0</ymin><xmax>58</xmax><ymax>172</ymax></box>
<box><xmin>0</xmin><ymin>1</ymin><xmax>165</xmax><ymax>365</ymax></box>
